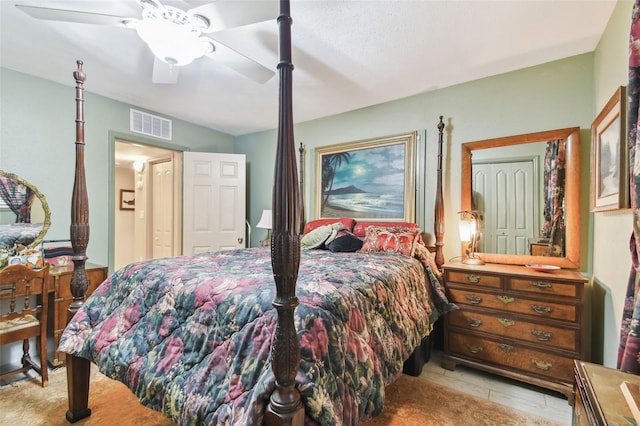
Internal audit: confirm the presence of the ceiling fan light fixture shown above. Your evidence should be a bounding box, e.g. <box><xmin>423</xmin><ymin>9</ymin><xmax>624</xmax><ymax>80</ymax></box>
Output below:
<box><xmin>134</xmin><ymin>5</ymin><xmax>211</xmax><ymax>67</ymax></box>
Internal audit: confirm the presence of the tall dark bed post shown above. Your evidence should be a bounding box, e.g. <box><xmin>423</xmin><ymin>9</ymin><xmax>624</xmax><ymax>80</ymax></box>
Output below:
<box><xmin>66</xmin><ymin>60</ymin><xmax>92</xmax><ymax>423</ymax></box>
<box><xmin>298</xmin><ymin>142</ymin><xmax>306</xmax><ymax>234</ymax></box>
<box><xmin>265</xmin><ymin>1</ymin><xmax>304</xmax><ymax>425</ymax></box>
<box><xmin>434</xmin><ymin>116</ymin><xmax>445</xmax><ymax>270</ymax></box>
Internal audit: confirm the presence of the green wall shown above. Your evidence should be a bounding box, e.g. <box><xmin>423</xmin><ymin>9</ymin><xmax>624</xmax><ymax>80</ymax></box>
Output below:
<box><xmin>591</xmin><ymin>0</ymin><xmax>633</xmax><ymax>367</ymax></box>
<box><xmin>0</xmin><ymin>67</ymin><xmax>235</xmax><ymax>266</ymax></box>
<box><xmin>237</xmin><ymin>53</ymin><xmax>594</xmax><ymax>262</ymax></box>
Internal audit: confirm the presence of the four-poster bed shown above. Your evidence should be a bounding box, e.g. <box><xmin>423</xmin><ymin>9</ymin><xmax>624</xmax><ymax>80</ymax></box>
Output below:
<box><xmin>60</xmin><ymin>2</ymin><xmax>451</xmax><ymax>425</ymax></box>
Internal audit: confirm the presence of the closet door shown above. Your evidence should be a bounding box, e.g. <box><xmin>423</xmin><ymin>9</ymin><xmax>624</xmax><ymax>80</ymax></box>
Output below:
<box><xmin>473</xmin><ymin>160</ymin><xmax>536</xmax><ymax>255</ymax></box>
<box><xmin>183</xmin><ymin>152</ymin><xmax>246</xmax><ymax>254</ymax></box>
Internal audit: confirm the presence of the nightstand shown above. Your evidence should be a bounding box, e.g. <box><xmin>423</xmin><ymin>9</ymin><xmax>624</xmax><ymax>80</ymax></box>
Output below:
<box><xmin>574</xmin><ymin>360</ymin><xmax>640</xmax><ymax>425</ymax></box>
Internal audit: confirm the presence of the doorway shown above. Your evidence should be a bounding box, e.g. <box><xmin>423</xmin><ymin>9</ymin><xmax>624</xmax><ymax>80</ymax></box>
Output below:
<box><xmin>114</xmin><ymin>139</ymin><xmax>182</xmax><ymax>270</ymax></box>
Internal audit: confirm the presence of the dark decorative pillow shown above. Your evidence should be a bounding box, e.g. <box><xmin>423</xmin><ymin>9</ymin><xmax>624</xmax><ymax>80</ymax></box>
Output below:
<box><xmin>326</xmin><ymin>230</ymin><xmax>363</xmax><ymax>252</ymax></box>
<box><xmin>359</xmin><ymin>226</ymin><xmax>421</xmax><ymax>256</ymax></box>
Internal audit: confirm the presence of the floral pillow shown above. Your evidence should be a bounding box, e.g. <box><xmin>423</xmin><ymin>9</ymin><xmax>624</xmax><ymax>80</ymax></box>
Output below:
<box><xmin>359</xmin><ymin>226</ymin><xmax>421</xmax><ymax>256</ymax></box>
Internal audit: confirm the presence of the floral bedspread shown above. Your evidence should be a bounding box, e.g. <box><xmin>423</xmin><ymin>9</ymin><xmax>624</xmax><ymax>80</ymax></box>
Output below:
<box><xmin>59</xmin><ymin>246</ymin><xmax>454</xmax><ymax>426</ymax></box>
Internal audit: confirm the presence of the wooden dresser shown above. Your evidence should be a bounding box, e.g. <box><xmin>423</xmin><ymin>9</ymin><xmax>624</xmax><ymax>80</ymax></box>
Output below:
<box><xmin>47</xmin><ymin>262</ymin><xmax>108</xmax><ymax>366</ymax></box>
<box><xmin>442</xmin><ymin>261</ymin><xmax>587</xmax><ymax>404</ymax></box>
<box><xmin>574</xmin><ymin>360</ymin><xmax>640</xmax><ymax>425</ymax></box>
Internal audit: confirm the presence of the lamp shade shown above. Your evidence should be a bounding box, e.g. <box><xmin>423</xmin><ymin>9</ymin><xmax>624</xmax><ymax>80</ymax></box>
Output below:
<box><xmin>458</xmin><ymin>215</ymin><xmax>476</xmax><ymax>242</ymax></box>
<box><xmin>459</xmin><ymin>210</ymin><xmax>485</xmax><ymax>265</ymax></box>
<box><xmin>256</xmin><ymin>210</ymin><xmax>272</xmax><ymax>229</ymax></box>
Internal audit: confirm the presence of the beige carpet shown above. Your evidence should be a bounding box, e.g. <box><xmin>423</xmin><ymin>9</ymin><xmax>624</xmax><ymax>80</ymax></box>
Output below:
<box><xmin>0</xmin><ymin>366</ymin><xmax>563</xmax><ymax>425</ymax></box>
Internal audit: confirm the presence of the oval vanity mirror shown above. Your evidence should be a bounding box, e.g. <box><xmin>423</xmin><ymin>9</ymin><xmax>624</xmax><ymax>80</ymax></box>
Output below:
<box><xmin>461</xmin><ymin>127</ymin><xmax>581</xmax><ymax>269</ymax></box>
<box><xmin>0</xmin><ymin>170</ymin><xmax>51</xmax><ymax>251</ymax></box>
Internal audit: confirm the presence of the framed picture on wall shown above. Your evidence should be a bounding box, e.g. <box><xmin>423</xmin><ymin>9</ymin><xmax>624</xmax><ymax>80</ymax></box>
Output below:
<box><xmin>590</xmin><ymin>85</ymin><xmax>629</xmax><ymax>212</ymax></box>
<box><xmin>314</xmin><ymin>132</ymin><xmax>416</xmax><ymax>221</ymax></box>
<box><xmin>120</xmin><ymin>189</ymin><xmax>135</xmax><ymax>211</ymax></box>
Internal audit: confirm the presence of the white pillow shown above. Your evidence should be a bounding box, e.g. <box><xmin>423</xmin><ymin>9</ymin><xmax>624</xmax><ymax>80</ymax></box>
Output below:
<box><xmin>300</xmin><ymin>222</ymin><xmax>345</xmax><ymax>249</ymax></box>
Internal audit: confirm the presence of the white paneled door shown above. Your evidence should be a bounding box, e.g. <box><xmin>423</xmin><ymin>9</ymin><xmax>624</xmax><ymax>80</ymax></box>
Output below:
<box><xmin>151</xmin><ymin>159</ymin><xmax>174</xmax><ymax>259</ymax></box>
<box><xmin>473</xmin><ymin>160</ymin><xmax>537</xmax><ymax>255</ymax></box>
<box><xmin>182</xmin><ymin>152</ymin><xmax>246</xmax><ymax>254</ymax></box>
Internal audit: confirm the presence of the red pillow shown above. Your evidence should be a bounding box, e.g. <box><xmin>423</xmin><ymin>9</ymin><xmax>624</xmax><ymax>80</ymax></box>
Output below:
<box><xmin>352</xmin><ymin>221</ymin><xmax>419</xmax><ymax>238</ymax></box>
<box><xmin>359</xmin><ymin>226</ymin><xmax>421</xmax><ymax>256</ymax></box>
<box><xmin>303</xmin><ymin>218</ymin><xmax>355</xmax><ymax>235</ymax></box>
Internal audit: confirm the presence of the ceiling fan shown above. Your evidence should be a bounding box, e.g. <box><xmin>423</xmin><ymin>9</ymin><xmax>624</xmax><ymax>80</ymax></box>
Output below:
<box><xmin>15</xmin><ymin>0</ymin><xmax>277</xmax><ymax>84</ymax></box>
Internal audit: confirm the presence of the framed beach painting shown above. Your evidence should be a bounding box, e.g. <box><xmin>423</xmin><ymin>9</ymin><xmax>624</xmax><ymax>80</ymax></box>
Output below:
<box><xmin>314</xmin><ymin>132</ymin><xmax>416</xmax><ymax>221</ymax></box>
<box><xmin>590</xmin><ymin>86</ymin><xmax>629</xmax><ymax>212</ymax></box>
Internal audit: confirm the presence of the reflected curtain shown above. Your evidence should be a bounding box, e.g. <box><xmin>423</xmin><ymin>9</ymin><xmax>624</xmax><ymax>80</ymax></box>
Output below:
<box><xmin>0</xmin><ymin>175</ymin><xmax>34</xmax><ymax>223</ymax></box>
<box><xmin>618</xmin><ymin>0</ymin><xmax>640</xmax><ymax>373</ymax></box>
<box><xmin>541</xmin><ymin>139</ymin><xmax>566</xmax><ymax>255</ymax></box>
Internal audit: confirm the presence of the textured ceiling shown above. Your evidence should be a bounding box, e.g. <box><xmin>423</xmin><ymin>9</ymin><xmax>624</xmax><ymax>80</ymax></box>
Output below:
<box><xmin>0</xmin><ymin>0</ymin><xmax>618</xmax><ymax>136</ymax></box>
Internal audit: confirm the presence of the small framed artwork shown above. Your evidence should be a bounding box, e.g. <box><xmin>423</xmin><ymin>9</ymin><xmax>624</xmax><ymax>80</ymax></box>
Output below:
<box><xmin>314</xmin><ymin>132</ymin><xmax>416</xmax><ymax>221</ymax></box>
<box><xmin>120</xmin><ymin>189</ymin><xmax>135</xmax><ymax>210</ymax></box>
<box><xmin>591</xmin><ymin>86</ymin><xmax>629</xmax><ymax>212</ymax></box>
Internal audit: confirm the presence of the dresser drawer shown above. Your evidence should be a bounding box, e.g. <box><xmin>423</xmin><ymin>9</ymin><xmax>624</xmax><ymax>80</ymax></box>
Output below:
<box><xmin>448</xmin><ymin>288</ymin><xmax>578</xmax><ymax>322</ymax></box>
<box><xmin>446</xmin><ymin>270</ymin><xmax>501</xmax><ymax>289</ymax></box>
<box><xmin>448</xmin><ymin>331</ymin><xmax>575</xmax><ymax>383</ymax></box>
<box><xmin>509</xmin><ymin>276</ymin><xmax>580</xmax><ymax>298</ymax></box>
<box><xmin>447</xmin><ymin>309</ymin><xmax>580</xmax><ymax>352</ymax></box>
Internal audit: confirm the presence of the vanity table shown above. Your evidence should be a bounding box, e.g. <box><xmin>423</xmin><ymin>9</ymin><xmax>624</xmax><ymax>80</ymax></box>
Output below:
<box><xmin>48</xmin><ymin>262</ymin><xmax>107</xmax><ymax>366</ymax></box>
<box><xmin>442</xmin><ymin>261</ymin><xmax>588</xmax><ymax>404</ymax></box>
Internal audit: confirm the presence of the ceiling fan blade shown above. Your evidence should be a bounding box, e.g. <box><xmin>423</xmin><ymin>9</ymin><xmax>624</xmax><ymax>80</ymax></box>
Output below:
<box><xmin>188</xmin><ymin>1</ymin><xmax>278</xmax><ymax>32</ymax></box>
<box><xmin>152</xmin><ymin>57</ymin><xmax>180</xmax><ymax>84</ymax></box>
<box><xmin>15</xmin><ymin>4</ymin><xmax>129</xmax><ymax>26</ymax></box>
<box><xmin>206</xmin><ymin>40</ymin><xmax>274</xmax><ymax>84</ymax></box>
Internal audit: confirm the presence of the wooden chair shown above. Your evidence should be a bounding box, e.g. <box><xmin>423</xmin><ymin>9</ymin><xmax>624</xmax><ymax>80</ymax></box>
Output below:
<box><xmin>0</xmin><ymin>263</ymin><xmax>50</xmax><ymax>387</ymax></box>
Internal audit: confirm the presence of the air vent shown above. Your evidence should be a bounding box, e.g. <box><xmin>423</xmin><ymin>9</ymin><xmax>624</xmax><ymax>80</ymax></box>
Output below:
<box><xmin>130</xmin><ymin>109</ymin><xmax>172</xmax><ymax>140</ymax></box>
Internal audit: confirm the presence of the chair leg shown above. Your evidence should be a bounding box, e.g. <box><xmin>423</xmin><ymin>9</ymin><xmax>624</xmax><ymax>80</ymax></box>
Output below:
<box><xmin>21</xmin><ymin>338</ymin><xmax>32</xmax><ymax>369</ymax></box>
<box><xmin>39</xmin><ymin>330</ymin><xmax>48</xmax><ymax>387</ymax></box>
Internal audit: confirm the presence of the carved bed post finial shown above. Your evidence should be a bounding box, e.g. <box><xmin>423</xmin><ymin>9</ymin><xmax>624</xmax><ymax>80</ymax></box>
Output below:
<box><xmin>69</xmin><ymin>59</ymin><xmax>90</xmax><ymax>320</ymax></box>
<box><xmin>434</xmin><ymin>116</ymin><xmax>445</xmax><ymax>270</ymax></box>
<box><xmin>298</xmin><ymin>142</ymin><xmax>306</xmax><ymax>234</ymax></box>
<box><xmin>265</xmin><ymin>1</ymin><xmax>304</xmax><ymax>425</ymax></box>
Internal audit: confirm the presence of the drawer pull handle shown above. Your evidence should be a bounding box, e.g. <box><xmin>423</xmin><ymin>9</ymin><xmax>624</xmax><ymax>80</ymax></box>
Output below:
<box><xmin>465</xmin><ymin>343</ymin><xmax>483</xmax><ymax>354</ymax></box>
<box><xmin>497</xmin><ymin>343</ymin><xmax>514</xmax><ymax>353</ymax></box>
<box><xmin>497</xmin><ymin>295</ymin><xmax>515</xmax><ymax>304</ymax></box>
<box><xmin>531</xmin><ymin>330</ymin><xmax>553</xmax><ymax>341</ymax></box>
<box><xmin>532</xmin><ymin>281</ymin><xmax>552</xmax><ymax>289</ymax></box>
<box><xmin>465</xmin><ymin>295</ymin><xmax>482</xmax><ymax>304</ymax></box>
<box><xmin>497</xmin><ymin>318</ymin><xmax>515</xmax><ymax>327</ymax></box>
<box><xmin>465</xmin><ymin>274</ymin><xmax>481</xmax><ymax>283</ymax></box>
<box><xmin>466</xmin><ymin>318</ymin><xmax>483</xmax><ymax>327</ymax></box>
<box><xmin>532</xmin><ymin>359</ymin><xmax>552</xmax><ymax>371</ymax></box>
<box><xmin>531</xmin><ymin>305</ymin><xmax>552</xmax><ymax>314</ymax></box>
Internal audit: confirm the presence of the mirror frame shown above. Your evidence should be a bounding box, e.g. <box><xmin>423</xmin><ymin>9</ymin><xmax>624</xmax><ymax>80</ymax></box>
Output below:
<box><xmin>461</xmin><ymin>127</ymin><xmax>581</xmax><ymax>269</ymax></box>
<box><xmin>0</xmin><ymin>170</ymin><xmax>51</xmax><ymax>249</ymax></box>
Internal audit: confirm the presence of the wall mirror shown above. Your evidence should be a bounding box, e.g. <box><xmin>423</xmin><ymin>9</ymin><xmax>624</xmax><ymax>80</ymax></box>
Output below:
<box><xmin>461</xmin><ymin>127</ymin><xmax>581</xmax><ymax>269</ymax></box>
<box><xmin>0</xmin><ymin>170</ymin><xmax>51</xmax><ymax>250</ymax></box>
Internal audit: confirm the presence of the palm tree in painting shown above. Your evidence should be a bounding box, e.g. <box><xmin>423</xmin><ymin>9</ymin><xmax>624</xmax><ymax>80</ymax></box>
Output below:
<box><xmin>321</xmin><ymin>152</ymin><xmax>351</xmax><ymax>210</ymax></box>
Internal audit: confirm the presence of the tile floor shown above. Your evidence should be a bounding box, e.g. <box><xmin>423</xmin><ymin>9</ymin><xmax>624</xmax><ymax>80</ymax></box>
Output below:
<box><xmin>421</xmin><ymin>349</ymin><xmax>573</xmax><ymax>425</ymax></box>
